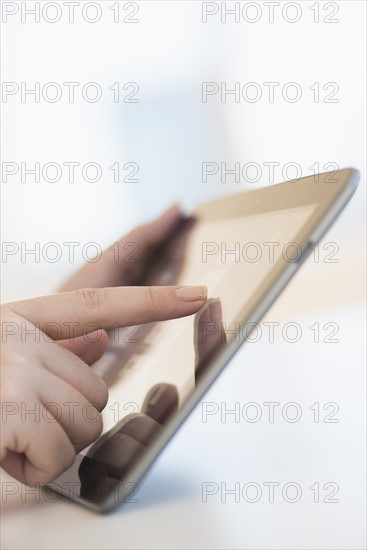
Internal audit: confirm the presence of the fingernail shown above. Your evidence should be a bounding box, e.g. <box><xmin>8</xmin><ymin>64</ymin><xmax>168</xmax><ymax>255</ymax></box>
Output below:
<box><xmin>145</xmin><ymin>384</ymin><xmax>168</xmax><ymax>407</ymax></box>
<box><xmin>176</xmin><ymin>285</ymin><xmax>207</xmax><ymax>302</ymax></box>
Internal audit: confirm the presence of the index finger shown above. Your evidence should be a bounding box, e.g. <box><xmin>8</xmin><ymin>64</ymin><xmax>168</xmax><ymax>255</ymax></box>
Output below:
<box><xmin>6</xmin><ymin>285</ymin><xmax>207</xmax><ymax>340</ymax></box>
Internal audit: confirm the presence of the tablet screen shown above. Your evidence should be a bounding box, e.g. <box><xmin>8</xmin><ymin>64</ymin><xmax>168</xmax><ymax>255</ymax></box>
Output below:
<box><xmin>53</xmin><ymin>203</ymin><xmax>317</xmax><ymax>503</ymax></box>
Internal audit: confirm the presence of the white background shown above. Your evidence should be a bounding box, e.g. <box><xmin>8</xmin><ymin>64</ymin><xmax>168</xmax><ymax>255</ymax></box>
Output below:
<box><xmin>1</xmin><ymin>1</ymin><xmax>366</xmax><ymax>549</ymax></box>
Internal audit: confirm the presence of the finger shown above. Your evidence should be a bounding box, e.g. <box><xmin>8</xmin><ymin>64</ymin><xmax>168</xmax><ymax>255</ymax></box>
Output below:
<box><xmin>79</xmin><ymin>433</ymin><xmax>145</xmax><ymax>498</ymax></box>
<box><xmin>60</xmin><ymin>204</ymin><xmax>184</xmax><ymax>290</ymax></box>
<box><xmin>1</xmin><ymin>354</ymin><xmax>106</xmax><ymax>452</ymax></box>
<box><xmin>58</xmin><ymin>330</ymin><xmax>109</xmax><ymax>365</ymax></box>
<box><xmin>118</xmin><ymin>413</ymin><xmax>162</xmax><ymax>445</ymax></box>
<box><xmin>194</xmin><ymin>298</ymin><xmax>226</xmax><ymax>380</ymax></box>
<box><xmin>34</xmin><ymin>369</ymin><xmax>103</xmax><ymax>452</ymax></box>
<box><xmin>116</xmin><ymin>203</ymin><xmax>186</xmax><ymax>286</ymax></box>
<box><xmin>79</xmin><ymin>456</ymin><xmax>118</xmax><ymax>502</ymax></box>
<box><xmin>39</xmin><ymin>342</ymin><xmax>108</xmax><ymax>412</ymax></box>
<box><xmin>2</xmin><ymin>325</ymin><xmax>108</xmax><ymax>411</ymax></box>
<box><xmin>1</xmin><ymin>399</ymin><xmax>75</xmax><ymax>486</ymax></box>
<box><xmin>8</xmin><ymin>285</ymin><xmax>208</xmax><ymax>340</ymax></box>
<box><xmin>141</xmin><ymin>383</ymin><xmax>179</xmax><ymax>424</ymax></box>
<box><xmin>90</xmin><ymin>433</ymin><xmax>145</xmax><ymax>479</ymax></box>
<box><xmin>121</xmin><ymin>203</ymin><xmax>184</xmax><ymax>256</ymax></box>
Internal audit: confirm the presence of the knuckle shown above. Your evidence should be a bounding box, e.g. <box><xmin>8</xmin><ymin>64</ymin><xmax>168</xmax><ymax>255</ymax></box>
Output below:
<box><xmin>143</xmin><ymin>286</ymin><xmax>162</xmax><ymax>310</ymax></box>
<box><xmin>75</xmin><ymin>287</ymin><xmax>106</xmax><ymax>314</ymax></box>
<box><xmin>1</xmin><ymin>351</ymin><xmax>30</xmax><ymax>369</ymax></box>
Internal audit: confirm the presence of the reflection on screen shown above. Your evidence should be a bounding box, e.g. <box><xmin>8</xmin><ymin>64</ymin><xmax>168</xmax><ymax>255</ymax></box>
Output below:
<box><xmin>53</xmin><ymin>205</ymin><xmax>316</xmax><ymax>503</ymax></box>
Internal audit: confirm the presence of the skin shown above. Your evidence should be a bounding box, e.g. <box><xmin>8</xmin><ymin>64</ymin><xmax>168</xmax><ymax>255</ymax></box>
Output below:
<box><xmin>0</xmin><ymin>205</ymin><xmax>208</xmax><ymax>487</ymax></box>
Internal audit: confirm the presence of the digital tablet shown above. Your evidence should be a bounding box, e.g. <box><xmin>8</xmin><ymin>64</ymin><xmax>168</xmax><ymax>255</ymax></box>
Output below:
<box><xmin>50</xmin><ymin>167</ymin><xmax>360</xmax><ymax>512</ymax></box>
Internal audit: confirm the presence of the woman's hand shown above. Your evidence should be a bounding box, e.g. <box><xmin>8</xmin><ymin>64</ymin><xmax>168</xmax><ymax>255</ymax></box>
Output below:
<box><xmin>0</xmin><ymin>204</ymin><xmax>207</xmax><ymax>487</ymax></box>
<box><xmin>59</xmin><ymin>204</ymin><xmax>185</xmax><ymax>291</ymax></box>
<box><xmin>1</xmin><ymin>285</ymin><xmax>207</xmax><ymax>486</ymax></box>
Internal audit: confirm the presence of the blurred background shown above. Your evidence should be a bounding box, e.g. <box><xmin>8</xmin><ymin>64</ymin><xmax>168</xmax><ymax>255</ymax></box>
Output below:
<box><xmin>1</xmin><ymin>1</ymin><xmax>365</xmax><ymax>301</ymax></box>
<box><xmin>1</xmin><ymin>2</ymin><xmax>366</xmax><ymax>549</ymax></box>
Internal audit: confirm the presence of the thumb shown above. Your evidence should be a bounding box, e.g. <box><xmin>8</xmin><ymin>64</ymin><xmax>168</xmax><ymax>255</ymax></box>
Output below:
<box><xmin>6</xmin><ymin>285</ymin><xmax>207</xmax><ymax>340</ymax></box>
